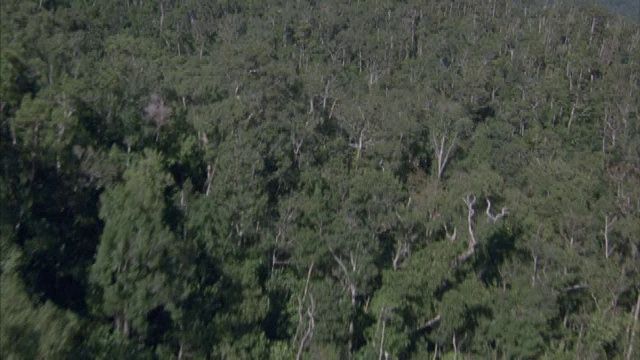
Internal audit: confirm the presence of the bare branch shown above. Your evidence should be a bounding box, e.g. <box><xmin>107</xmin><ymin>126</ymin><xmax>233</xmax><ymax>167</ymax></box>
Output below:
<box><xmin>294</xmin><ymin>263</ymin><xmax>315</xmax><ymax>352</ymax></box>
<box><xmin>431</xmin><ymin>132</ymin><xmax>456</xmax><ymax>180</ymax></box>
<box><xmin>329</xmin><ymin>99</ymin><xmax>337</xmax><ymax>120</ymax></box>
<box><xmin>329</xmin><ymin>246</ymin><xmax>357</xmax><ymax>352</ymax></box>
<box><xmin>145</xmin><ymin>94</ymin><xmax>172</xmax><ymax>129</ymax></box>
<box><xmin>392</xmin><ymin>240</ymin><xmax>410</xmax><ymax>271</ymax></box>
<box><xmin>456</xmin><ymin>194</ymin><xmax>477</xmax><ymax>265</ymax></box>
<box><xmin>444</xmin><ymin>224</ymin><xmax>457</xmax><ymax>241</ymax></box>
<box><xmin>626</xmin><ymin>292</ymin><xmax>640</xmax><ymax>360</ymax></box>
<box><xmin>205</xmin><ymin>162</ymin><xmax>216</xmax><ymax>196</ymax></box>
<box><xmin>486</xmin><ymin>198</ymin><xmax>508</xmax><ymax>223</ymax></box>
<box><xmin>416</xmin><ymin>314</ymin><xmax>442</xmax><ymax>333</ymax></box>
<box><xmin>302</xmin><ymin>262</ymin><xmax>314</xmax><ymax>304</ymax></box>
<box><xmin>296</xmin><ymin>293</ymin><xmax>316</xmax><ymax>360</ymax></box>
<box><xmin>378</xmin><ymin>307</ymin><xmax>389</xmax><ymax>360</ymax></box>
<box><xmin>145</xmin><ymin>94</ymin><xmax>172</xmax><ymax>142</ymax></box>
<box><xmin>565</xmin><ymin>284</ymin><xmax>590</xmax><ymax>292</ymax></box>
<box><xmin>329</xmin><ymin>246</ymin><xmax>355</xmax><ymax>299</ymax></box>
<box><xmin>349</xmin><ymin>251</ymin><xmax>357</xmax><ymax>272</ymax></box>
<box><xmin>604</xmin><ymin>215</ymin><xmax>617</xmax><ymax>259</ymax></box>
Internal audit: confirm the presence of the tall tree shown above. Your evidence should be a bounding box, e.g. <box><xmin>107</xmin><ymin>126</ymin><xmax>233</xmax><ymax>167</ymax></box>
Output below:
<box><xmin>90</xmin><ymin>150</ymin><xmax>178</xmax><ymax>340</ymax></box>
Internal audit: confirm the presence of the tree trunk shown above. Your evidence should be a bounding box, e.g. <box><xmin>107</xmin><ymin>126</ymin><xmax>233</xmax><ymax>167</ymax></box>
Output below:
<box><xmin>456</xmin><ymin>194</ymin><xmax>477</xmax><ymax>265</ymax></box>
<box><xmin>604</xmin><ymin>216</ymin><xmax>616</xmax><ymax>259</ymax></box>
<box><xmin>627</xmin><ymin>293</ymin><xmax>640</xmax><ymax>360</ymax></box>
<box><xmin>432</xmin><ymin>133</ymin><xmax>455</xmax><ymax>180</ymax></box>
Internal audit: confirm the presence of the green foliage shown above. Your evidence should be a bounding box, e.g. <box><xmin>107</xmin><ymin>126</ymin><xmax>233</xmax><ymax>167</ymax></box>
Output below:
<box><xmin>1</xmin><ymin>239</ymin><xmax>82</xmax><ymax>359</ymax></box>
<box><xmin>90</xmin><ymin>150</ymin><xmax>177</xmax><ymax>336</ymax></box>
<box><xmin>1</xmin><ymin>0</ymin><xmax>639</xmax><ymax>358</ymax></box>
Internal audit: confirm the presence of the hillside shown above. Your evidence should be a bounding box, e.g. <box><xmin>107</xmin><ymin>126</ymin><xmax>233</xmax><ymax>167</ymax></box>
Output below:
<box><xmin>1</xmin><ymin>0</ymin><xmax>639</xmax><ymax>358</ymax></box>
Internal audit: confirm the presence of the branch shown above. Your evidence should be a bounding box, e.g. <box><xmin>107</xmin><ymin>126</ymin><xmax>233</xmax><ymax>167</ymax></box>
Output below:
<box><xmin>294</xmin><ymin>263</ymin><xmax>314</xmax><ymax>345</ymax></box>
<box><xmin>348</xmin><ymin>139</ymin><xmax>374</xmax><ymax>148</ymax></box>
<box><xmin>378</xmin><ymin>307</ymin><xmax>389</xmax><ymax>360</ymax></box>
<box><xmin>349</xmin><ymin>251</ymin><xmax>357</xmax><ymax>272</ymax></box>
<box><xmin>486</xmin><ymin>198</ymin><xmax>508</xmax><ymax>223</ymax></box>
<box><xmin>329</xmin><ymin>246</ymin><xmax>354</xmax><ymax>290</ymax></box>
<box><xmin>431</xmin><ymin>131</ymin><xmax>457</xmax><ymax>179</ymax></box>
<box><xmin>296</xmin><ymin>293</ymin><xmax>316</xmax><ymax>360</ymax></box>
<box><xmin>604</xmin><ymin>215</ymin><xmax>617</xmax><ymax>259</ymax></box>
<box><xmin>302</xmin><ymin>262</ymin><xmax>314</xmax><ymax>303</ymax></box>
<box><xmin>329</xmin><ymin>99</ymin><xmax>337</xmax><ymax>120</ymax></box>
<box><xmin>456</xmin><ymin>194</ymin><xmax>477</xmax><ymax>265</ymax></box>
<box><xmin>443</xmin><ymin>134</ymin><xmax>456</xmax><ymax>168</ymax></box>
<box><xmin>626</xmin><ymin>292</ymin><xmax>640</xmax><ymax>360</ymax></box>
<box><xmin>416</xmin><ymin>314</ymin><xmax>442</xmax><ymax>333</ymax></box>
<box><xmin>392</xmin><ymin>241</ymin><xmax>409</xmax><ymax>270</ymax></box>
<box><xmin>444</xmin><ymin>224</ymin><xmax>457</xmax><ymax>241</ymax></box>
<box><xmin>565</xmin><ymin>284</ymin><xmax>590</xmax><ymax>292</ymax></box>
<box><xmin>323</xmin><ymin>79</ymin><xmax>331</xmax><ymax>110</ymax></box>
<box><xmin>205</xmin><ymin>162</ymin><xmax>216</xmax><ymax>196</ymax></box>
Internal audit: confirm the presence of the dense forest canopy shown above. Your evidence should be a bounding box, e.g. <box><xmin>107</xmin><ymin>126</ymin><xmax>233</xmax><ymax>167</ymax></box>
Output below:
<box><xmin>1</xmin><ymin>0</ymin><xmax>639</xmax><ymax>359</ymax></box>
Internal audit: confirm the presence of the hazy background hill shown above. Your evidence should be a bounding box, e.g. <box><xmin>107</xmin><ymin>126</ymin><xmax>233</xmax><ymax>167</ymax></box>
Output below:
<box><xmin>519</xmin><ymin>0</ymin><xmax>639</xmax><ymax>21</ymax></box>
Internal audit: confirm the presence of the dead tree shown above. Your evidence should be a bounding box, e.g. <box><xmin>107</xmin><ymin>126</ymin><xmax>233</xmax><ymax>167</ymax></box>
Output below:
<box><xmin>145</xmin><ymin>94</ymin><xmax>172</xmax><ymax>142</ymax></box>
<box><xmin>486</xmin><ymin>198</ymin><xmax>508</xmax><ymax>223</ymax></box>
<box><xmin>431</xmin><ymin>132</ymin><xmax>456</xmax><ymax>180</ymax></box>
<box><xmin>455</xmin><ymin>195</ymin><xmax>508</xmax><ymax>265</ymax></box>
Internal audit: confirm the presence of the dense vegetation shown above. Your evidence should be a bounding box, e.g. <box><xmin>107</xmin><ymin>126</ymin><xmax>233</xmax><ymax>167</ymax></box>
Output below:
<box><xmin>1</xmin><ymin>0</ymin><xmax>639</xmax><ymax>358</ymax></box>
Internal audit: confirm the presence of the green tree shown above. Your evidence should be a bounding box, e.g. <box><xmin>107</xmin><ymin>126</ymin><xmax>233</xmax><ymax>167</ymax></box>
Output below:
<box><xmin>90</xmin><ymin>149</ymin><xmax>178</xmax><ymax>340</ymax></box>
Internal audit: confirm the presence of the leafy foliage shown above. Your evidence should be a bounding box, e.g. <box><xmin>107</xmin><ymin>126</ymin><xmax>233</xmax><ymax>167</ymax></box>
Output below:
<box><xmin>1</xmin><ymin>0</ymin><xmax>639</xmax><ymax>358</ymax></box>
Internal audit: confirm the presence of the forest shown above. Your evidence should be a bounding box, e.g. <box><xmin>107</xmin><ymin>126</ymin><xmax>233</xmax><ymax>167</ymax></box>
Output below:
<box><xmin>0</xmin><ymin>0</ymin><xmax>639</xmax><ymax>359</ymax></box>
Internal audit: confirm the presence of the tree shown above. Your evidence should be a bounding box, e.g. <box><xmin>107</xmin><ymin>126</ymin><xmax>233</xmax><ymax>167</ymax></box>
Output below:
<box><xmin>425</xmin><ymin>99</ymin><xmax>472</xmax><ymax>180</ymax></box>
<box><xmin>2</xmin><ymin>0</ymin><xmax>639</xmax><ymax>358</ymax></box>
<box><xmin>90</xmin><ymin>149</ymin><xmax>178</xmax><ymax>340</ymax></box>
<box><xmin>1</xmin><ymin>235</ymin><xmax>82</xmax><ymax>359</ymax></box>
